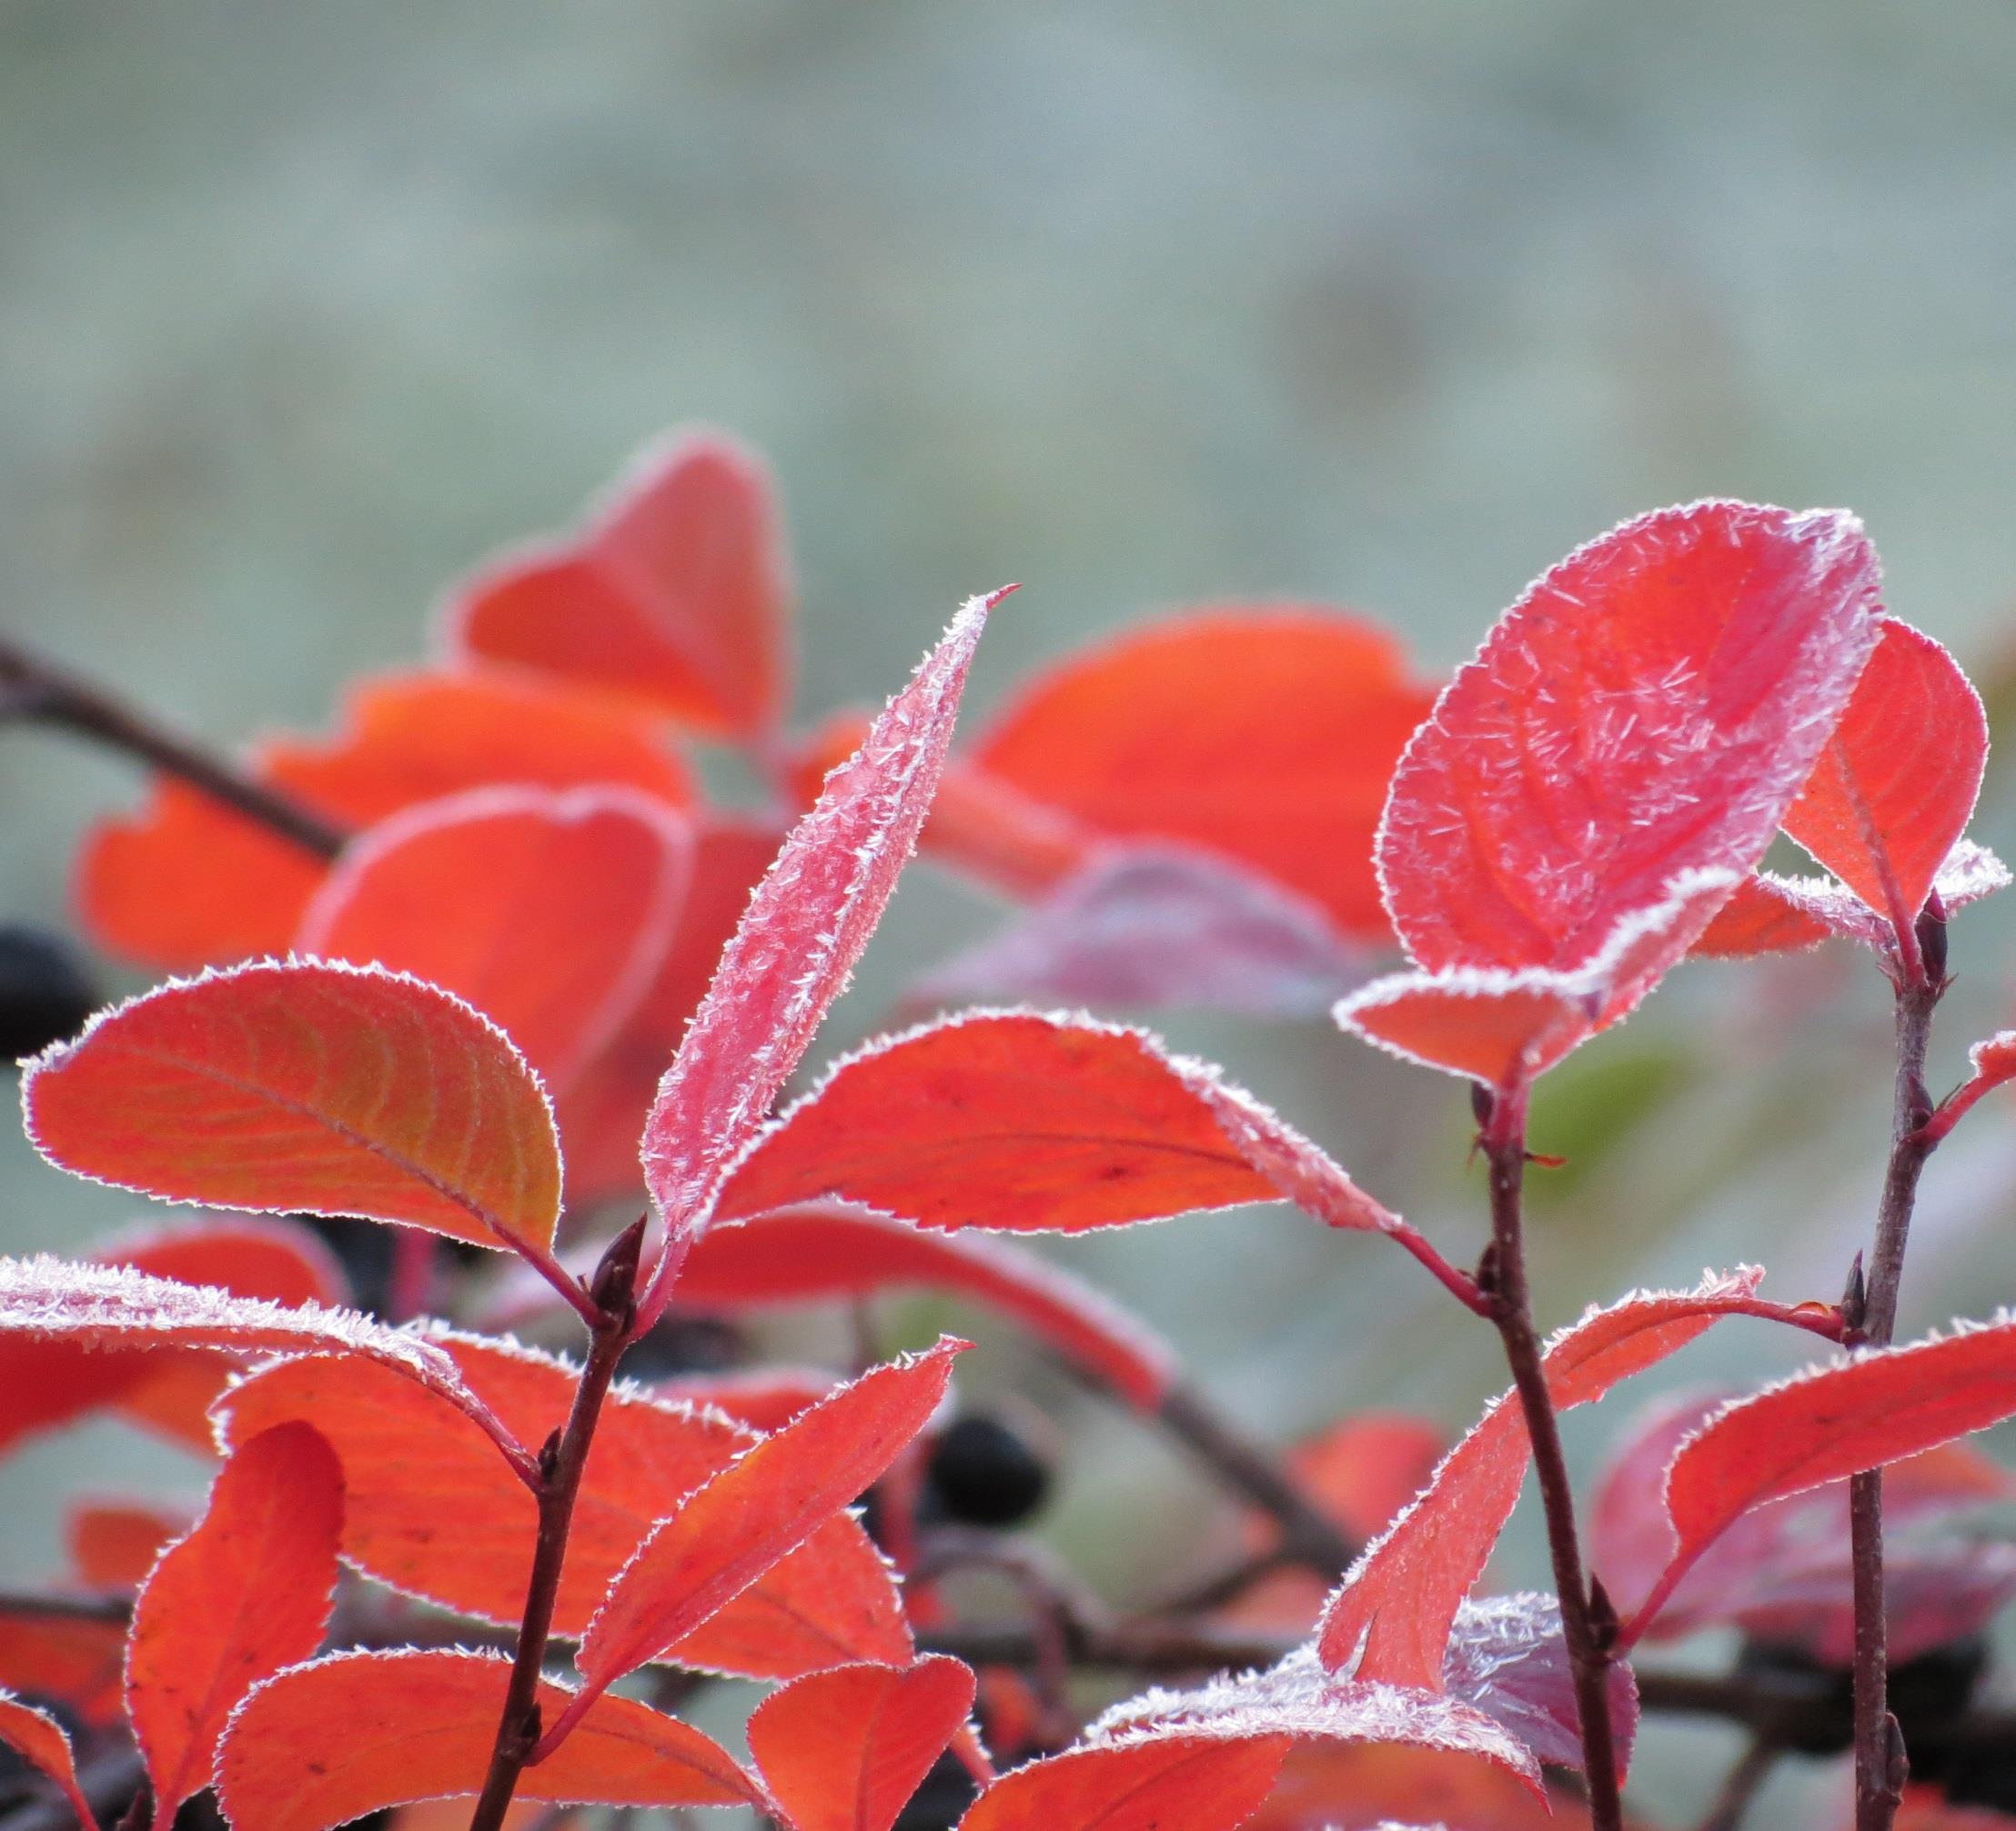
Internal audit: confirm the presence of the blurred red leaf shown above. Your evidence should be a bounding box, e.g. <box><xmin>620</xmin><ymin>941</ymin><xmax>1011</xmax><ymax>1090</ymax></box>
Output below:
<box><xmin>573</xmin><ymin>1338</ymin><xmax>965</xmax><ymax>1704</ymax></box>
<box><xmin>126</xmin><ymin>1421</ymin><xmax>345</xmax><ymax>1816</ymax></box>
<box><xmin>971</xmin><ymin>609</ymin><xmax>1435</xmax><ymax>941</ymax></box>
<box><xmin>639</xmin><ymin>589</ymin><xmax>1007</xmax><ymax>1312</ymax></box>
<box><xmin>298</xmin><ymin>786</ymin><xmax>692</xmax><ymax>1095</ymax></box>
<box><xmin>647</xmin><ymin>1367</ymin><xmax>836</xmax><ymax>1433</ymax></box>
<box><xmin>77</xmin><ymin>669</ymin><xmax>695</xmax><ymax>972</ymax></box>
<box><xmin>1245</xmin><ymin>1743</ymin><xmax>1604</xmax><ymax>1831</ymax></box>
<box><xmin>1316</xmin><ymin>1269</ymin><xmax>1774</xmax><ymax>1685</ymax></box>
<box><xmin>676</xmin><ymin>1201</ymin><xmax>1178</xmax><ymax>1412</ymax></box>
<box><xmin>448</xmin><ymin>430</ymin><xmax>793</xmax><ymax>740</ymax></box>
<box><xmin>718</xmin><ymin>1011</ymin><xmax>1282</xmax><ymax>1235</ymax></box>
<box><xmin>911</xmin><ymin>844</ymin><xmax>1366</xmax><ymax>1018</ymax></box>
<box><xmin>554</xmin><ymin>817</ymin><xmax>783</xmax><ymax>1206</ymax></box>
<box><xmin>959</xmin><ymin>1735</ymin><xmax>1292</xmax><ymax>1831</ymax></box>
<box><xmin>217</xmin><ymin>1329</ymin><xmax>911</xmax><ymax>1676</ymax></box>
<box><xmin>25</xmin><ymin>960</ymin><xmax>563</xmax><ymax>1261</ymax></box>
<box><xmin>1688</xmin><ymin>874</ymin><xmax>1838</xmax><ymax>958</ymax></box>
<box><xmin>1628</xmin><ymin>1319</ymin><xmax>2016</xmax><ymax>1643</ymax></box>
<box><xmin>0</xmin><ymin>1620</ymin><xmax>126</xmax><ymax>1727</ymax></box>
<box><xmin>66</xmin><ymin>1500</ymin><xmax>192</xmax><ymax>1591</ymax></box>
<box><xmin>1378</xmin><ymin>501</ymin><xmax>1881</xmax><ymax>979</ymax></box>
<box><xmin>216</xmin><ymin>1648</ymin><xmax>756</xmax><ymax>1831</ymax></box>
<box><xmin>1783</xmin><ymin>619</ymin><xmax>1988</xmax><ymax>931</ymax></box>
<box><xmin>0</xmin><ymin>1691</ymin><xmax>101</xmax><ymax>1831</ymax></box>
<box><xmin>747</xmin><ymin>1655</ymin><xmax>976</xmax><ymax>1831</ymax></box>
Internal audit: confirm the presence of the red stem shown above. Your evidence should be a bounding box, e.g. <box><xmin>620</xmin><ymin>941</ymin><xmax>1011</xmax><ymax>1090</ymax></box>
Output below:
<box><xmin>466</xmin><ymin>1220</ymin><xmax>645</xmax><ymax>1831</ymax></box>
<box><xmin>1477</xmin><ymin>1086</ymin><xmax>1624</xmax><ymax>1831</ymax></box>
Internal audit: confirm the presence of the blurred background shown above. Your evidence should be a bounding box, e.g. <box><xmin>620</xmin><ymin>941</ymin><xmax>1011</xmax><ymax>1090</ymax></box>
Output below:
<box><xmin>5</xmin><ymin>2</ymin><xmax>2016</xmax><ymax>1821</ymax></box>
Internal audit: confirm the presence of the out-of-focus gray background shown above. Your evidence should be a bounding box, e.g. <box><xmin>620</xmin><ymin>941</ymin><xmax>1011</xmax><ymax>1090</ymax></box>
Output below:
<box><xmin>5</xmin><ymin>3</ymin><xmax>2016</xmax><ymax>1817</ymax></box>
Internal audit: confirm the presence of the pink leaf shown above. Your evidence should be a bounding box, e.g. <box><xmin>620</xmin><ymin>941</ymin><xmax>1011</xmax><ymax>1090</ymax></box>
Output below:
<box><xmin>638</xmin><ymin>589</ymin><xmax>1010</xmax><ymax>1317</ymax></box>
<box><xmin>1381</xmin><ymin>501</ymin><xmax>1881</xmax><ymax>977</ymax></box>
<box><xmin>1441</xmin><ymin>1595</ymin><xmax>1638</xmax><ymax>1776</ymax></box>
<box><xmin>297</xmin><ymin>786</ymin><xmax>693</xmax><ymax>1095</ymax></box>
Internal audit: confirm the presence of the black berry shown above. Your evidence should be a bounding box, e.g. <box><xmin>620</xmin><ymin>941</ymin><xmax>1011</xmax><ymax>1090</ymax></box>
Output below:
<box><xmin>0</xmin><ymin>924</ymin><xmax>97</xmax><ymax>1062</ymax></box>
<box><xmin>925</xmin><ymin>1413</ymin><xmax>1052</xmax><ymax>1529</ymax></box>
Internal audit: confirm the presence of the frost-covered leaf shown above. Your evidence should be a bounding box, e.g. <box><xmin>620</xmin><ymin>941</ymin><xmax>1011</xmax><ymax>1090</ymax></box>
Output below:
<box><xmin>747</xmin><ymin>1655</ymin><xmax>976</xmax><ymax>1831</ymax></box>
<box><xmin>1688</xmin><ymin>874</ymin><xmax>1839</xmax><ymax>958</ymax></box>
<box><xmin>1338</xmin><ymin>870</ymin><xmax>1737</xmax><ymax>1087</ymax></box>
<box><xmin>1782</xmin><ymin>619</ymin><xmax>1988</xmax><ymax>931</ymax></box>
<box><xmin>638</xmin><ymin>590</ymin><xmax>1008</xmax><ymax>1314</ymax></box>
<box><xmin>1380</xmin><ymin>501</ymin><xmax>1880</xmax><ymax>978</ymax></box>
<box><xmin>1440</xmin><ymin>1595</ymin><xmax>1638</xmax><ymax>1775</ymax></box>
<box><xmin>0</xmin><ymin>1690</ymin><xmax>101</xmax><ymax>1831</ymax></box>
<box><xmin>215</xmin><ymin>1649</ymin><xmax>756</xmax><ymax>1831</ymax></box>
<box><xmin>298</xmin><ymin>786</ymin><xmax>692</xmax><ymax>1096</ymax></box>
<box><xmin>447</xmin><ymin>429</ymin><xmax>794</xmax><ymax>740</ymax></box>
<box><xmin>574</xmin><ymin>1338</ymin><xmax>965</xmax><ymax>1703</ymax></box>
<box><xmin>77</xmin><ymin>668</ymin><xmax>694</xmax><ymax>972</ymax></box>
<box><xmin>675</xmin><ymin>1201</ymin><xmax>1178</xmax><ymax>1411</ymax></box>
<box><xmin>126</xmin><ymin>1421</ymin><xmax>345</xmax><ymax>1816</ymax></box>
<box><xmin>971</xmin><ymin>609</ymin><xmax>1436</xmax><ymax>941</ymax></box>
<box><xmin>911</xmin><ymin>844</ymin><xmax>1367</xmax><ymax>1018</ymax></box>
<box><xmin>217</xmin><ymin>1328</ymin><xmax>912</xmax><ymax>1676</ymax></box>
<box><xmin>1626</xmin><ymin>1317</ymin><xmax>2016</xmax><ymax>1644</ymax></box>
<box><xmin>960</xmin><ymin>1735</ymin><xmax>1292</xmax><ymax>1831</ymax></box>
<box><xmin>24</xmin><ymin>959</ymin><xmax>564</xmax><ymax>1260</ymax></box>
<box><xmin>0</xmin><ymin>1255</ymin><xmax>526</xmax><ymax>1475</ymax></box>
<box><xmin>1317</xmin><ymin>1269</ymin><xmax>1772</xmax><ymax>1685</ymax></box>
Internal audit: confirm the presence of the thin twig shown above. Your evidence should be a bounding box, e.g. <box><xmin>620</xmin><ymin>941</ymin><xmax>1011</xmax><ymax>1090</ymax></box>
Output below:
<box><xmin>1476</xmin><ymin>1083</ymin><xmax>1624</xmax><ymax>1831</ymax></box>
<box><xmin>1847</xmin><ymin>904</ymin><xmax>1947</xmax><ymax>1831</ymax></box>
<box><xmin>466</xmin><ymin>1219</ymin><xmax>646</xmax><ymax>1831</ymax></box>
<box><xmin>0</xmin><ymin>635</ymin><xmax>348</xmax><ymax>860</ymax></box>
<box><xmin>1694</xmin><ymin>1736</ymin><xmax>1779</xmax><ymax>1831</ymax></box>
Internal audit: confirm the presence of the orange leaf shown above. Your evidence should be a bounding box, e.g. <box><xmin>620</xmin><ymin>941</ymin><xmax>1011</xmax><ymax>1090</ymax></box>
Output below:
<box><xmin>676</xmin><ymin>1202</ymin><xmax>1177</xmax><ymax>1411</ymax></box>
<box><xmin>959</xmin><ymin>1735</ymin><xmax>1290</xmax><ymax>1831</ymax></box>
<box><xmin>1688</xmin><ymin>874</ymin><xmax>1837</xmax><ymax>958</ymax></box>
<box><xmin>216</xmin><ymin>1648</ymin><xmax>756</xmax><ymax>1831</ymax></box>
<box><xmin>972</xmin><ymin>609</ymin><xmax>1435</xmax><ymax>940</ymax></box>
<box><xmin>448</xmin><ymin>430</ymin><xmax>793</xmax><ymax>739</ymax></box>
<box><xmin>747</xmin><ymin>1655</ymin><xmax>977</xmax><ymax>1831</ymax></box>
<box><xmin>78</xmin><ymin>668</ymin><xmax>695</xmax><ymax>972</ymax></box>
<box><xmin>126</xmin><ymin>1421</ymin><xmax>345</xmax><ymax>1816</ymax></box>
<box><xmin>217</xmin><ymin>1330</ymin><xmax>912</xmax><ymax>1676</ymax></box>
<box><xmin>66</xmin><ymin>1501</ymin><xmax>192</xmax><ymax>1591</ymax></box>
<box><xmin>25</xmin><ymin>959</ymin><xmax>563</xmax><ymax>1259</ymax></box>
<box><xmin>719</xmin><ymin>1011</ymin><xmax>1281</xmax><ymax>1233</ymax></box>
<box><xmin>574</xmin><ymin>1339</ymin><xmax>965</xmax><ymax>1704</ymax></box>
<box><xmin>299</xmin><ymin>786</ymin><xmax>692</xmax><ymax>1094</ymax></box>
<box><xmin>638</xmin><ymin>589</ymin><xmax>1006</xmax><ymax>1310</ymax></box>
<box><xmin>1784</xmin><ymin>619</ymin><xmax>1989</xmax><ymax>930</ymax></box>
<box><xmin>0</xmin><ymin>1690</ymin><xmax>101</xmax><ymax>1831</ymax></box>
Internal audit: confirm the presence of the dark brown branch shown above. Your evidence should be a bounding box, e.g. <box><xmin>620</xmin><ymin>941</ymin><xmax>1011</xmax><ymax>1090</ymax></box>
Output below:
<box><xmin>466</xmin><ymin>1220</ymin><xmax>645</xmax><ymax>1831</ymax></box>
<box><xmin>0</xmin><ymin>634</ymin><xmax>348</xmax><ymax>860</ymax></box>
<box><xmin>1477</xmin><ymin>1092</ymin><xmax>1624</xmax><ymax>1831</ymax></box>
<box><xmin>1848</xmin><ymin>910</ymin><xmax>1946</xmax><ymax>1831</ymax></box>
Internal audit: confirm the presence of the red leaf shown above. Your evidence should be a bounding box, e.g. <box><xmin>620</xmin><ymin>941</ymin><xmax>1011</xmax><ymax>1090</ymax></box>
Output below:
<box><xmin>66</xmin><ymin>1501</ymin><xmax>193</xmax><ymax>1591</ymax></box>
<box><xmin>298</xmin><ymin>786</ymin><xmax>693</xmax><ymax>1094</ymax></box>
<box><xmin>959</xmin><ymin>1735</ymin><xmax>1291</xmax><ymax>1831</ymax></box>
<box><xmin>1315</xmin><ymin>1270</ymin><xmax>1777</xmax><ymax>1685</ymax></box>
<box><xmin>911</xmin><ymin>844</ymin><xmax>1366</xmax><ymax>1018</ymax></box>
<box><xmin>448</xmin><ymin>431</ymin><xmax>792</xmax><ymax>739</ymax></box>
<box><xmin>1688</xmin><ymin>875</ymin><xmax>1837</xmax><ymax>958</ymax></box>
<box><xmin>215</xmin><ymin>1648</ymin><xmax>756</xmax><ymax>1831</ymax></box>
<box><xmin>1380</xmin><ymin>502</ymin><xmax>1881</xmax><ymax>977</ymax></box>
<box><xmin>126</xmin><ymin>1421</ymin><xmax>345</xmax><ymax>1815</ymax></box>
<box><xmin>747</xmin><ymin>1655</ymin><xmax>977</xmax><ymax>1831</ymax></box>
<box><xmin>1783</xmin><ymin>619</ymin><xmax>1988</xmax><ymax>931</ymax></box>
<box><xmin>971</xmin><ymin>609</ymin><xmax>1436</xmax><ymax>940</ymax></box>
<box><xmin>217</xmin><ymin>1329</ymin><xmax>911</xmax><ymax>1676</ymax></box>
<box><xmin>1628</xmin><ymin>1318</ymin><xmax>2016</xmax><ymax>1643</ymax></box>
<box><xmin>0</xmin><ymin>1255</ymin><xmax>529</xmax><ymax>1479</ymax></box>
<box><xmin>78</xmin><ymin>669</ymin><xmax>695</xmax><ymax>972</ymax></box>
<box><xmin>1245</xmin><ymin>1744</ymin><xmax>1589</xmax><ymax>1831</ymax></box>
<box><xmin>638</xmin><ymin>589</ymin><xmax>1008</xmax><ymax>1312</ymax></box>
<box><xmin>0</xmin><ymin>1621</ymin><xmax>126</xmax><ymax>1727</ymax></box>
<box><xmin>0</xmin><ymin>1691</ymin><xmax>101</xmax><ymax>1831</ymax></box>
<box><xmin>1337</xmin><ymin>870</ymin><xmax>1739</xmax><ymax>1087</ymax></box>
<box><xmin>554</xmin><ymin>817</ymin><xmax>784</xmax><ymax>1205</ymax></box>
<box><xmin>573</xmin><ymin>1338</ymin><xmax>965</xmax><ymax>1705</ymax></box>
<box><xmin>24</xmin><ymin>959</ymin><xmax>564</xmax><ymax>1261</ymax></box>
<box><xmin>675</xmin><ymin>1202</ymin><xmax>1178</xmax><ymax>1412</ymax></box>
<box><xmin>717</xmin><ymin>1011</ymin><xmax>1282</xmax><ymax>1236</ymax></box>
<box><xmin>1920</xmin><ymin>1030</ymin><xmax>2016</xmax><ymax>1147</ymax></box>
